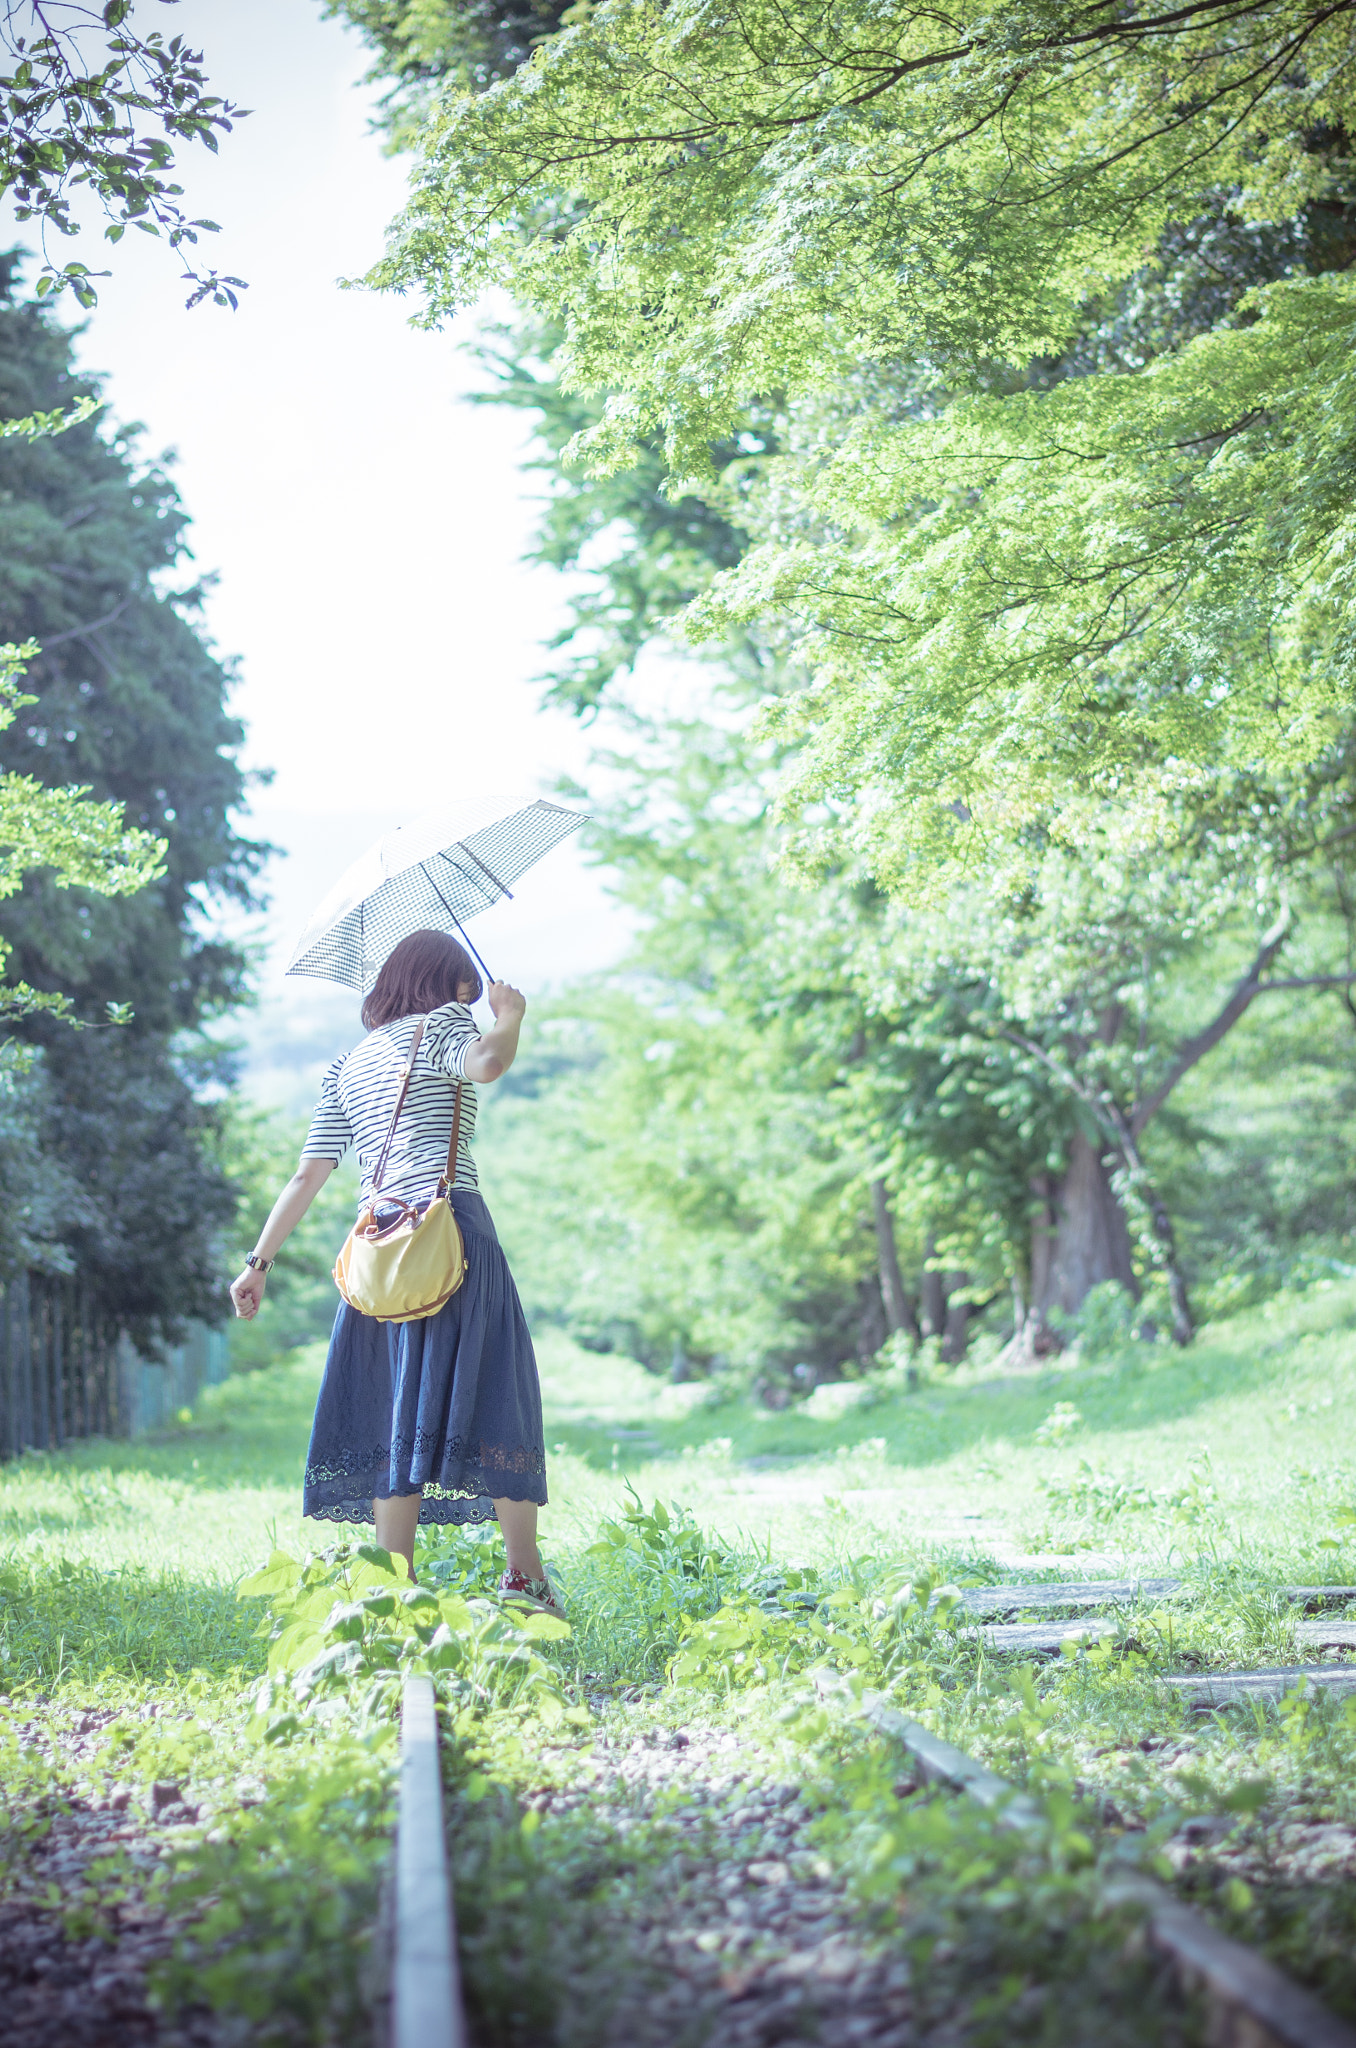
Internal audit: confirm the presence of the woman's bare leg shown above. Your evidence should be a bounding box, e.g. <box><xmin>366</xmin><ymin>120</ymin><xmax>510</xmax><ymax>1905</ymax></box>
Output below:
<box><xmin>374</xmin><ymin>1492</ymin><xmax>422</xmax><ymax>1580</ymax></box>
<box><xmin>493</xmin><ymin>1498</ymin><xmax>544</xmax><ymax>1581</ymax></box>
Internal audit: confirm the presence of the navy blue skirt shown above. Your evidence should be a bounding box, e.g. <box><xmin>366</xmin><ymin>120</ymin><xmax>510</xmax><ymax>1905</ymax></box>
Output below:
<box><xmin>302</xmin><ymin>1190</ymin><xmax>547</xmax><ymax>1528</ymax></box>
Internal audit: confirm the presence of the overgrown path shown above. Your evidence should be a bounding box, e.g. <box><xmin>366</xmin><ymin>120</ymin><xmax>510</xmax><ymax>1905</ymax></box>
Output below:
<box><xmin>2</xmin><ymin>1286</ymin><xmax>1356</xmax><ymax>2044</ymax></box>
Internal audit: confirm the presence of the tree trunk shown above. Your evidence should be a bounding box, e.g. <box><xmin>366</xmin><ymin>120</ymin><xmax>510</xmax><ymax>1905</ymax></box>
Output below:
<box><xmin>1107</xmin><ymin>1116</ymin><xmax>1195</xmax><ymax>1345</ymax></box>
<box><xmin>869</xmin><ymin>1180</ymin><xmax>920</xmax><ymax>1345</ymax></box>
<box><xmin>1030</xmin><ymin>1130</ymin><xmax>1139</xmax><ymax>1332</ymax></box>
<box><xmin>920</xmin><ymin>1232</ymin><xmax>947</xmax><ymax>1340</ymax></box>
<box><xmin>941</xmin><ymin>1278</ymin><xmax>971</xmax><ymax>1365</ymax></box>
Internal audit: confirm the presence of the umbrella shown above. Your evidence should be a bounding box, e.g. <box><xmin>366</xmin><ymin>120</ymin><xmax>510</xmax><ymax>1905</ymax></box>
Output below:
<box><xmin>284</xmin><ymin>797</ymin><xmax>589</xmax><ymax>991</ymax></box>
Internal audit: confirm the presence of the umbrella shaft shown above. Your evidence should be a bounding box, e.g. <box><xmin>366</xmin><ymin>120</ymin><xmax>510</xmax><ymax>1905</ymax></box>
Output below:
<box><xmin>419</xmin><ymin>862</ymin><xmax>495</xmax><ymax>986</ymax></box>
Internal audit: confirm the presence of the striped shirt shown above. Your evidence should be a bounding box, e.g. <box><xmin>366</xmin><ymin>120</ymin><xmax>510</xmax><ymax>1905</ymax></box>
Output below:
<box><xmin>301</xmin><ymin>1003</ymin><xmax>481</xmax><ymax>1207</ymax></box>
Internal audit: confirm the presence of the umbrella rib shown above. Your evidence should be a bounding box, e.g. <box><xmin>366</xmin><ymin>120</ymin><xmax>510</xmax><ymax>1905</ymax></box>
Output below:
<box><xmin>418</xmin><ymin>863</ymin><xmax>495</xmax><ymax>985</ymax></box>
<box><xmin>444</xmin><ymin>843</ymin><xmax>514</xmax><ymax>901</ymax></box>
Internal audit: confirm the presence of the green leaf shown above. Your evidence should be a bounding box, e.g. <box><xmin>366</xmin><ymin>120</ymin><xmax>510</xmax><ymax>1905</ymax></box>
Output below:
<box><xmin>236</xmin><ymin>1552</ymin><xmax>300</xmax><ymax>1600</ymax></box>
<box><xmin>267</xmin><ymin>1622</ymin><xmax>326</xmax><ymax>1675</ymax></box>
<box><xmin>1220</xmin><ymin>1779</ymin><xmax>1272</xmax><ymax>1816</ymax></box>
<box><xmin>516</xmin><ymin>1610</ymin><xmax>572</xmax><ymax>1641</ymax></box>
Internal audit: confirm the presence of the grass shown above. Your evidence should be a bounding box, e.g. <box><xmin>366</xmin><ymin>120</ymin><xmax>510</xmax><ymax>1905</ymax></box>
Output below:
<box><xmin>0</xmin><ymin>1356</ymin><xmax>322</xmax><ymax>1582</ymax></box>
<box><xmin>535</xmin><ymin>1277</ymin><xmax>1356</xmax><ymax>1583</ymax></box>
<box><xmin>4</xmin><ymin>1273</ymin><xmax>1352</xmax><ymax>1618</ymax></box>
<box><xmin>2</xmin><ymin>1276</ymin><xmax>1355</xmax><ymax>2042</ymax></box>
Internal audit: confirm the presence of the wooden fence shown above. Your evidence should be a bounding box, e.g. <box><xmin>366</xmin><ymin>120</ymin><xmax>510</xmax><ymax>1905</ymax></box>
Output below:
<box><xmin>0</xmin><ymin>1270</ymin><xmax>229</xmax><ymax>1461</ymax></box>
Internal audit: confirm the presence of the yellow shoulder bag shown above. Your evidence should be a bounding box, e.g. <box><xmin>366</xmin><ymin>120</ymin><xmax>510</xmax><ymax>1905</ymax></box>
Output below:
<box><xmin>333</xmin><ymin>1018</ymin><xmax>467</xmax><ymax>1323</ymax></box>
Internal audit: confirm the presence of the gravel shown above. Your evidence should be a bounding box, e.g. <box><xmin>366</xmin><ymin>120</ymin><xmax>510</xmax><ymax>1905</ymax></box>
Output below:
<box><xmin>0</xmin><ymin>1703</ymin><xmax>225</xmax><ymax>2048</ymax></box>
<box><xmin>485</xmin><ymin>1717</ymin><xmax>916</xmax><ymax>2048</ymax></box>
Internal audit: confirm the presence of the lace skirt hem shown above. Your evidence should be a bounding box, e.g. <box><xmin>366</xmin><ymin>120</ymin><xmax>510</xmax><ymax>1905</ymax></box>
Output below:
<box><xmin>303</xmin><ymin>1486</ymin><xmax>524</xmax><ymax>1529</ymax></box>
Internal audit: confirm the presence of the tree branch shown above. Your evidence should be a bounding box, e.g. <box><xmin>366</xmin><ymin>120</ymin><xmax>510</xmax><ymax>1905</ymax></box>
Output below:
<box><xmin>1130</xmin><ymin>907</ymin><xmax>1291</xmax><ymax>1135</ymax></box>
<box><xmin>32</xmin><ymin>598</ymin><xmax>133</xmax><ymax>649</ymax></box>
<box><xmin>1247</xmin><ymin>973</ymin><xmax>1356</xmax><ymax>993</ymax></box>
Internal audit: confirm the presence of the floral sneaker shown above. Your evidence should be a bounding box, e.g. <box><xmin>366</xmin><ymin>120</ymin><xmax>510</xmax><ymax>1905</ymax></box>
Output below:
<box><xmin>499</xmin><ymin>1566</ymin><xmax>565</xmax><ymax>1617</ymax></box>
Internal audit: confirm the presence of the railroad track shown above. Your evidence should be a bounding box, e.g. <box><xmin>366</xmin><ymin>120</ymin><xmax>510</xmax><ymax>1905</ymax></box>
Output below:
<box><xmin>389</xmin><ymin>1582</ymin><xmax>1356</xmax><ymax>2048</ymax></box>
<box><xmin>863</xmin><ymin>1696</ymin><xmax>1356</xmax><ymax>2048</ymax></box>
<box><xmin>904</xmin><ymin>1573</ymin><xmax>1356</xmax><ymax>2047</ymax></box>
<box><xmin>392</xmin><ymin>1676</ymin><xmax>467</xmax><ymax>2048</ymax></box>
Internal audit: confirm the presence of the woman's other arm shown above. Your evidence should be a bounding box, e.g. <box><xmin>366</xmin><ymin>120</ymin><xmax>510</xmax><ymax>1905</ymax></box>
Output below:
<box><xmin>229</xmin><ymin>1156</ymin><xmax>335</xmax><ymax>1320</ymax></box>
<box><xmin>463</xmin><ymin>980</ymin><xmax>527</xmax><ymax>1083</ymax></box>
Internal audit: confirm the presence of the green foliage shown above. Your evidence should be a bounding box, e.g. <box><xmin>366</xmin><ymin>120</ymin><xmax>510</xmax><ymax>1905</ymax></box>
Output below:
<box><xmin>0</xmin><ymin>1552</ymin><xmax>259</xmax><ymax>1688</ymax></box>
<box><xmin>0</xmin><ymin>398</ymin><xmax>166</xmax><ymax>1039</ymax></box>
<box><xmin>472</xmin><ymin>318</ymin><xmax>760</xmax><ymax>711</ymax></box>
<box><xmin>563</xmin><ymin>1487</ymin><xmax>741</xmax><ymax>1678</ymax></box>
<box><xmin>374</xmin><ymin>0</ymin><xmax>1355</xmax><ymax>440</ymax></box>
<box><xmin>337</xmin><ymin>0</ymin><xmax>1356</xmax><ymax>1347</ymax></box>
<box><xmin>151</xmin><ymin>1738</ymin><xmax>393</xmax><ymax>2045</ymax></box>
<box><xmin>1055</xmin><ymin>1284</ymin><xmax>1138</xmax><ymax>1361</ymax></box>
<box><xmin>239</xmin><ymin>1542</ymin><xmax>583</xmax><ymax>1736</ymax></box>
<box><xmin>670</xmin><ymin>1566</ymin><xmax>963</xmax><ymax>1691</ymax></box>
<box><xmin>327</xmin><ymin>0</ymin><xmax>573</xmax><ymax>142</ymax></box>
<box><xmin>11</xmin><ymin>1301</ymin><xmax>1356</xmax><ymax>2034</ymax></box>
<box><xmin>0</xmin><ymin>265</ymin><xmax>262</xmax><ymax>1324</ymax></box>
<box><xmin>705</xmin><ymin>277</ymin><xmax>1356</xmax><ymax>886</ymax></box>
<box><xmin>484</xmin><ymin>703</ymin><xmax>1356</xmax><ymax>1365</ymax></box>
<box><xmin>1037</xmin><ymin>1457</ymin><xmax>1222</xmax><ymax>1535</ymax></box>
<box><xmin>0</xmin><ymin>5</ymin><xmax>247</xmax><ymax>307</ymax></box>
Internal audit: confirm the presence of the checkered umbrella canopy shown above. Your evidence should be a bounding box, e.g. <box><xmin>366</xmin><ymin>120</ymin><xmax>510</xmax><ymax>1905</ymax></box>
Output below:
<box><xmin>284</xmin><ymin>797</ymin><xmax>589</xmax><ymax>991</ymax></box>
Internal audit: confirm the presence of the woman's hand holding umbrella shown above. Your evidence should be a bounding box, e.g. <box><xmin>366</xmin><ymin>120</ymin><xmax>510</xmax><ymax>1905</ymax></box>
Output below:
<box><xmin>463</xmin><ymin>980</ymin><xmax>527</xmax><ymax>1083</ymax></box>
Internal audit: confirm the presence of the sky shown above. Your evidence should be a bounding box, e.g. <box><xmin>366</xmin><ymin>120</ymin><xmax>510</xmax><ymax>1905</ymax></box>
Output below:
<box><xmin>3</xmin><ymin>0</ymin><xmax>633</xmax><ymax>1106</ymax></box>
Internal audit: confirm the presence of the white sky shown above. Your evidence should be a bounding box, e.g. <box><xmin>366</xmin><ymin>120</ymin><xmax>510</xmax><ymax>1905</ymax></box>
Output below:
<box><xmin>3</xmin><ymin>0</ymin><xmax>634</xmax><ymax>1101</ymax></box>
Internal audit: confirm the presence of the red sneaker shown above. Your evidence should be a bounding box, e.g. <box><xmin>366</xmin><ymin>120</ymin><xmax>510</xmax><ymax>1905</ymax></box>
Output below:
<box><xmin>499</xmin><ymin>1567</ymin><xmax>565</xmax><ymax>1616</ymax></box>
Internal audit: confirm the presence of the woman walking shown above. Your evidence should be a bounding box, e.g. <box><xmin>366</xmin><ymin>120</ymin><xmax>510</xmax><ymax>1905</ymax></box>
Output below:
<box><xmin>228</xmin><ymin>928</ymin><xmax>555</xmax><ymax>1608</ymax></box>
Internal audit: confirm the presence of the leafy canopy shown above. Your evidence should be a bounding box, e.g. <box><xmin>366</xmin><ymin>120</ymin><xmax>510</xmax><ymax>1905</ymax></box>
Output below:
<box><xmin>375</xmin><ymin>0</ymin><xmax>1356</xmax><ymax>442</ymax></box>
<box><xmin>0</xmin><ymin>0</ymin><xmax>246</xmax><ymax>306</ymax></box>
<box><xmin>0</xmin><ymin>269</ymin><xmax>261</xmax><ymax>1325</ymax></box>
<box><xmin>370</xmin><ymin>0</ymin><xmax>1356</xmax><ymax>891</ymax></box>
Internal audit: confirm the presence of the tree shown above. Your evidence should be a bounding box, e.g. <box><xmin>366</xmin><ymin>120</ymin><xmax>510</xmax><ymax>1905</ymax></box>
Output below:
<box><xmin>461</xmin><ymin>310</ymin><xmax>1356</xmax><ymax>1344</ymax></box>
<box><xmin>0</xmin><ymin>260</ymin><xmax>264</xmax><ymax>1333</ymax></box>
<box><xmin>327</xmin><ymin>0</ymin><xmax>571</xmax><ymax>140</ymax></box>
<box><xmin>365</xmin><ymin>0</ymin><xmax>1356</xmax><ymax>883</ymax></box>
<box><xmin>471</xmin><ymin>317</ymin><xmax>763</xmax><ymax>713</ymax></box>
<box><xmin>338</xmin><ymin>2</ymin><xmax>1356</xmax><ymax>1344</ymax></box>
<box><xmin>1</xmin><ymin>0</ymin><xmax>245</xmax><ymax>307</ymax></box>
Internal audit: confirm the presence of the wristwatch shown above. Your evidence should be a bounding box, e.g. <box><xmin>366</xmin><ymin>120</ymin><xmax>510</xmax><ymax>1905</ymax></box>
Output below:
<box><xmin>244</xmin><ymin>1252</ymin><xmax>275</xmax><ymax>1273</ymax></box>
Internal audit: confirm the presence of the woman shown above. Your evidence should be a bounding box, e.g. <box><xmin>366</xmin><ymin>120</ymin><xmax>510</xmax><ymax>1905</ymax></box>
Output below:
<box><xmin>228</xmin><ymin>928</ymin><xmax>555</xmax><ymax>1609</ymax></box>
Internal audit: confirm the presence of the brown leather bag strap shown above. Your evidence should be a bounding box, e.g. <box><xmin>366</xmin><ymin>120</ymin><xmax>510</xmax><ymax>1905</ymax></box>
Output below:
<box><xmin>370</xmin><ymin>1016</ymin><xmax>427</xmax><ymax>1197</ymax></box>
<box><xmin>440</xmin><ymin>1081</ymin><xmax>463</xmax><ymax>1194</ymax></box>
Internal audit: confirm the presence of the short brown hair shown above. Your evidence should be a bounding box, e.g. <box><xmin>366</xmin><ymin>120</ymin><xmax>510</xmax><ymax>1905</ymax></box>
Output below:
<box><xmin>361</xmin><ymin>929</ymin><xmax>483</xmax><ymax>1029</ymax></box>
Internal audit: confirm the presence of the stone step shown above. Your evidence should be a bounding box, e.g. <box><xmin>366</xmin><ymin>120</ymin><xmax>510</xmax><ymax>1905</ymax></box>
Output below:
<box><xmin>960</xmin><ymin>1617</ymin><xmax>1356</xmax><ymax>1659</ymax></box>
<box><xmin>1295</xmin><ymin>1619</ymin><xmax>1356</xmax><ymax>1650</ymax></box>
